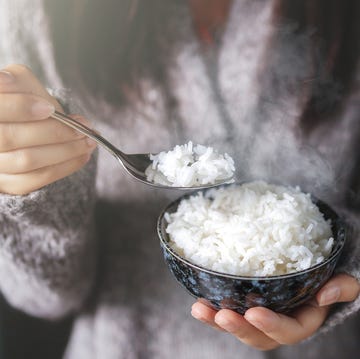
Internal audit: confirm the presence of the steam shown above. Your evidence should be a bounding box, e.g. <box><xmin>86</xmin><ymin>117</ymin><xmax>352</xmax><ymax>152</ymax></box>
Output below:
<box><xmin>205</xmin><ymin>19</ymin><xmax>341</xmax><ymax>201</ymax></box>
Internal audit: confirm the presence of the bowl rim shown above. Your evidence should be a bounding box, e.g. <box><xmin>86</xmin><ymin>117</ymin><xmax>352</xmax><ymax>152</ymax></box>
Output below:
<box><xmin>157</xmin><ymin>183</ymin><xmax>347</xmax><ymax>281</ymax></box>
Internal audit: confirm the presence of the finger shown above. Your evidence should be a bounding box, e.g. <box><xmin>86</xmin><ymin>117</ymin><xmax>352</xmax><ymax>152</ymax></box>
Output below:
<box><xmin>215</xmin><ymin>309</ymin><xmax>279</xmax><ymax>350</ymax></box>
<box><xmin>191</xmin><ymin>302</ymin><xmax>226</xmax><ymax>331</ymax></box>
<box><xmin>0</xmin><ymin>154</ymin><xmax>92</xmax><ymax>195</ymax></box>
<box><xmin>0</xmin><ymin>64</ymin><xmax>62</xmax><ymax>110</ymax></box>
<box><xmin>0</xmin><ymin>65</ymin><xmax>52</xmax><ymax>96</ymax></box>
<box><xmin>0</xmin><ymin>93</ymin><xmax>55</xmax><ymax>122</ymax></box>
<box><xmin>0</xmin><ymin>115</ymin><xmax>92</xmax><ymax>152</ymax></box>
<box><xmin>317</xmin><ymin>273</ymin><xmax>360</xmax><ymax>306</ymax></box>
<box><xmin>244</xmin><ymin>303</ymin><xmax>329</xmax><ymax>345</ymax></box>
<box><xmin>0</xmin><ymin>64</ymin><xmax>48</xmax><ymax>95</ymax></box>
<box><xmin>0</xmin><ymin>70</ymin><xmax>15</xmax><ymax>86</ymax></box>
<box><xmin>0</xmin><ymin>137</ymin><xmax>97</xmax><ymax>174</ymax></box>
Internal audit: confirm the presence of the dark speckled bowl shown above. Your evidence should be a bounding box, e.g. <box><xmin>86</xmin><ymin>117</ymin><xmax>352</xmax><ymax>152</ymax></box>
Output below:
<box><xmin>157</xmin><ymin>189</ymin><xmax>346</xmax><ymax>314</ymax></box>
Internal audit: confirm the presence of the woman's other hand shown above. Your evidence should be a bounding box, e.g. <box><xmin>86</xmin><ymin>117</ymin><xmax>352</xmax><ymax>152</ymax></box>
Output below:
<box><xmin>191</xmin><ymin>273</ymin><xmax>360</xmax><ymax>350</ymax></box>
<box><xmin>0</xmin><ymin>64</ymin><xmax>97</xmax><ymax>195</ymax></box>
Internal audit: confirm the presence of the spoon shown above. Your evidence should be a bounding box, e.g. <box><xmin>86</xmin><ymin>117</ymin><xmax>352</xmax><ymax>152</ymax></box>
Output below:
<box><xmin>51</xmin><ymin>111</ymin><xmax>233</xmax><ymax>190</ymax></box>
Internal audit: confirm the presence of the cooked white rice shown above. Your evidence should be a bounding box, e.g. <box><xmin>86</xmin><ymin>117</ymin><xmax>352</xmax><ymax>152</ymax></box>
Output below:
<box><xmin>165</xmin><ymin>181</ymin><xmax>334</xmax><ymax>276</ymax></box>
<box><xmin>145</xmin><ymin>141</ymin><xmax>235</xmax><ymax>187</ymax></box>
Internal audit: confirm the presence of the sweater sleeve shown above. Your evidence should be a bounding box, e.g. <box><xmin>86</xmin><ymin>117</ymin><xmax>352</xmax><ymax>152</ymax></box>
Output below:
<box><xmin>0</xmin><ymin>0</ymin><xmax>98</xmax><ymax>319</ymax></box>
<box><xmin>314</xmin><ymin>206</ymin><xmax>360</xmax><ymax>336</ymax></box>
<box><xmin>0</xmin><ymin>152</ymin><xmax>98</xmax><ymax>320</ymax></box>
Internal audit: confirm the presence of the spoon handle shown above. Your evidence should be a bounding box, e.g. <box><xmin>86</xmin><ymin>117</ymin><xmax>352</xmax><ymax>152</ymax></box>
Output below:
<box><xmin>51</xmin><ymin>111</ymin><xmax>123</xmax><ymax>159</ymax></box>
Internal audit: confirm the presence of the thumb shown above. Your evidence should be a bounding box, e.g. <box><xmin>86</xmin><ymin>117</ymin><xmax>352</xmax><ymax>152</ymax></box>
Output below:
<box><xmin>316</xmin><ymin>273</ymin><xmax>360</xmax><ymax>307</ymax></box>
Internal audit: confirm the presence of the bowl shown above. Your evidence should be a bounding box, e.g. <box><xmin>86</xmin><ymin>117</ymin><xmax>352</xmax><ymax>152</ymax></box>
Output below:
<box><xmin>157</xmin><ymin>187</ymin><xmax>346</xmax><ymax>314</ymax></box>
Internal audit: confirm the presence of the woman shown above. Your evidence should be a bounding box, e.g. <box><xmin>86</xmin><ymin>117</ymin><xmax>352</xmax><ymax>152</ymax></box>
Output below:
<box><xmin>0</xmin><ymin>0</ymin><xmax>359</xmax><ymax>358</ymax></box>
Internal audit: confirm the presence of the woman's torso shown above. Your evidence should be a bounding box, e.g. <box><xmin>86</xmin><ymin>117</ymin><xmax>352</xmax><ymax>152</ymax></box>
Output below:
<box><xmin>0</xmin><ymin>0</ymin><xmax>358</xmax><ymax>358</ymax></box>
<box><xmin>64</xmin><ymin>2</ymin><xmax>359</xmax><ymax>358</ymax></box>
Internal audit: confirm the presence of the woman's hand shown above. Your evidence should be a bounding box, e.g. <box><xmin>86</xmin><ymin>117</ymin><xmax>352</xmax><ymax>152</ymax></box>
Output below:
<box><xmin>191</xmin><ymin>273</ymin><xmax>360</xmax><ymax>351</ymax></box>
<box><xmin>0</xmin><ymin>64</ymin><xmax>97</xmax><ymax>195</ymax></box>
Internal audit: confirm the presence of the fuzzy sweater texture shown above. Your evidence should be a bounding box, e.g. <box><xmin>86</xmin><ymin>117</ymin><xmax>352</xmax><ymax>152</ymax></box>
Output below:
<box><xmin>0</xmin><ymin>1</ymin><xmax>359</xmax><ymax>358</ymax></box>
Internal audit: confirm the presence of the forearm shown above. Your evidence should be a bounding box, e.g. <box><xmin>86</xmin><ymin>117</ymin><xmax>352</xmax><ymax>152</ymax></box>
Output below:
<box><xmin>0</xmin><ymin>154</ymin><xmax>98</xmax><ymax>319</ymax></box>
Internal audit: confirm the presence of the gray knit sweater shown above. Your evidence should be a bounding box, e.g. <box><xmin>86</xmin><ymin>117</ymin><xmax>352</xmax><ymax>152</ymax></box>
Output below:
<box><xmin>0</xmin><ymin>1</ymin><xmax>359</xmax><ymax>358</ymax></box>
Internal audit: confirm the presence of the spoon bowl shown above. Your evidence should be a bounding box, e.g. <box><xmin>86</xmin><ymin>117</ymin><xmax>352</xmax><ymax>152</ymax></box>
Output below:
<box><xmin>51</xmin><ymin>111</ymin><xmax>233</xmax><ymax>190</ymax></box>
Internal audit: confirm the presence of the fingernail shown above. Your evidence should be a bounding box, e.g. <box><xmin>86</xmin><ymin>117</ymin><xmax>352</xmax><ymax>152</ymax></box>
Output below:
<box><xmin>215</xmin><ymin>317</ymin><xmax>238</xmax><ymax>332</ymax></box>
<box><xmin>245</xmin><ymin>317</ymin><xmax>265</xmax><ymax>331</ymax></box>
<box><xmin>191</xmin><ymin>308</ymin><xmax>202</xmax><ymax>320</ymax></box>
<box><xmin>31</xmin><ymin>101</ymin><xmax>55</xmax><ymax>119</ymax></box>
<box><xmin>86</xmin><ymin>137</ymin><xmax>97</xmax><ymax>148</ymax></box>
<box><xmin>245</xmin><ymin>310</ymin><xmax>278</xmax><ymax>331</ymax></box>
<box><xmin>319</xmin><ymin>287</ymin><xmax>340</xmax><ymax>306</ymax></box>
<box><xmin>0</xmin><ymin>70</ymin><xmax>14</xmax><ymax>84</ymax></box>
